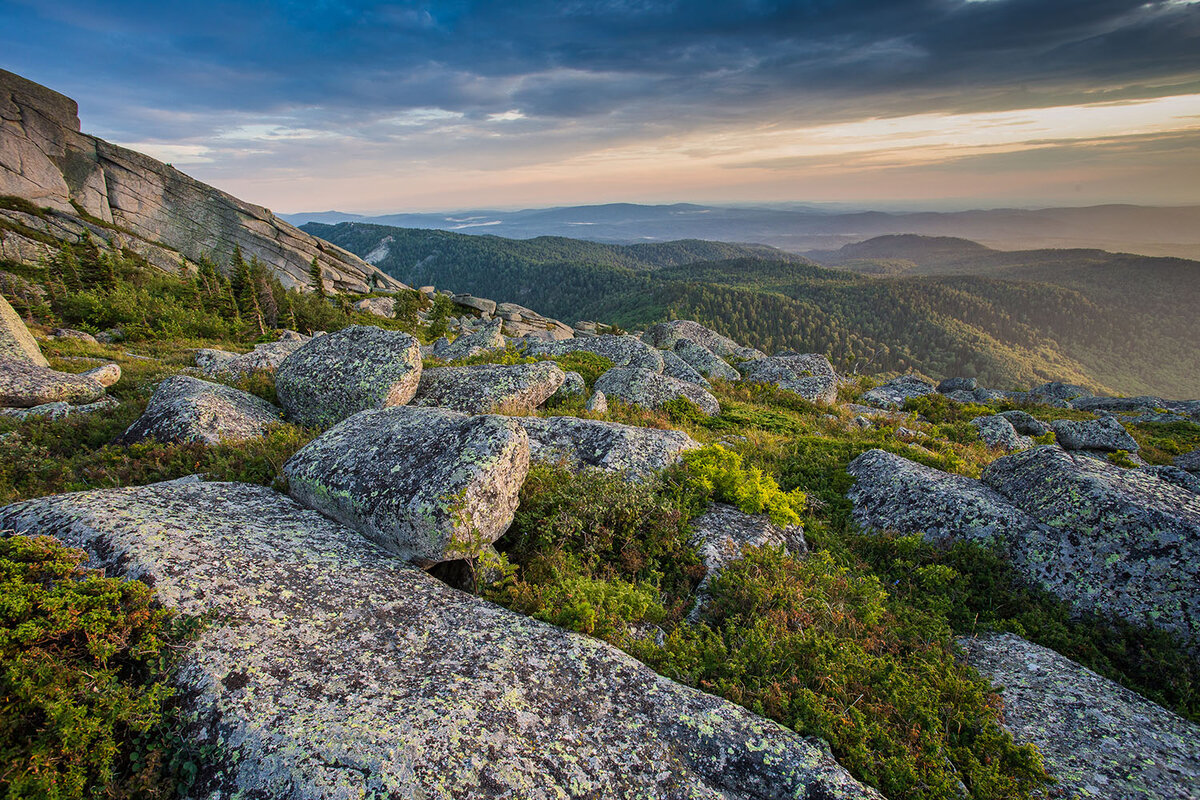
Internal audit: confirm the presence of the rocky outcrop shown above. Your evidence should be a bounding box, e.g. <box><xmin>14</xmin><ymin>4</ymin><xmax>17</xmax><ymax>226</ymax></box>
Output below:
<box><xmin>275</xmin><ymin>325</ymin><xmax>421</xmax><ymax>428</ymax></box>
<box><xmin>118</xmin><ymin>375</ymin><xmax>281</xmax><ymax>445</ymax></box>
<box><xmin>1071</xmin><ymin>395</ymin><xmax>1200</xmax><ymax>422</ymax></box>
<box><xmin>283</xmin><ymin>406</ymin><xmax>530</xmax><ymax>567</ymax></box>
<box><xmin>595</xmin><ymin>367</ymin><xmax>721</xmax><ymax>416</ymax></box>
<box><xmin>959</xmin><ymin>633</ymin><xmax>1200</xmax><ymax>799</ymax></box>
<box><xmin>688</xmin><ymin>504</ymin><xmax>807</xmax><ymax>621</ymax></box>
<box><xmin>1049</xmin><ymin>416</ymin><xmax>1139</xmax><ymax>453</ymax></box>
<box><xmin>846</xmin><ymin>449</ymin><xmax>1045</xmax><ymax>547</ymax></box>
<box><xmin>969</xmin><ymin>415</ymin><xmax>1032</xmax><ymax>451</ymax></box>
<box><xmin>435</xmin><ymin>318</ymin><xmax>505</xmax><ymax>361</ymax></box>
<box><xmin>1176</xmin><ymin>450</ymin><xmax>1200</xmax><ymax>473</ymax></box>
<box><xmin>0</xmin><ymin>481</ymin><xmax>878</xmax><ymax>800</ymax></box>
<box><xmin>0</xmin><ymin>356</ymin><xmax>106</xmax><ymax>407</ymax></box>
<box><xmin>195</xmin><ymin>337</ymin><xmax>308</xmax><ymax>379</ymax></box>
<box><xmin>352</xmin><ymin>296</ymin><xmax>395</xmax><ymax>318</ymax></box>
<box><xmin>859</xmin><ymin>375</ymin><xmax>934</xmax><ymax>409</ymax></box>
<box><xmin>494</xmin><ymin>302</ymin><xmax>575</xmax><ymax>341</ymax></box>
<box><xmin>741</xmin><ymin>353</ymin><xmax>839</xmax><ymax>404</ymax></box>
<box><xmin>1</xmin><ymin>69</ymin><xmax>402</xmax><ymax>293</ymax></box>
<box><xmin>642</xmin><ymin>320</ymin><xmax>765</xmax><ymax>361</ymax></box>
<box><xmin>0</xmin><ymin>294</ymin><xmax>48</xmax><ymax>366</ymax></box>
<box><xmin>414</xmin><ymin>361</ymin><xmax>566</xmax><ymax>414</ymax></box>
<box><xmin>526</xmin><ymin>335</ymin><xmax>664</xmax><ymax>372</ymax></box>
<box><xmin>983</xmin><ymin>446</ymin><xmax>1200</xmax><ymax>653</ymax></box>
<box><xmin>517</xmin><ymin>416</ymin><xmax>699</xmax><ymax>478</ymax></box>
<box><xmin>660</xmin><ymin>349</ymin><xmax>711</xmax><ymax>388</ymax></box>
<box><xmin>673</xmin><ymin>339</ymin><xmax>740</xmax><ymax>382</ymax></box>
<box><xmin>1140</xmin><ymin>465</ymin><xmax>1200</xmax><ymax>495</ymax></box>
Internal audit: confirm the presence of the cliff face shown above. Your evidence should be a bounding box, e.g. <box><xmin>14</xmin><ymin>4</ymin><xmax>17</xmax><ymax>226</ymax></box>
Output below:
<box><xmin>0</xmin><ymin>69</ymin><xmax>403</xmax><ymax>293</ymax></box>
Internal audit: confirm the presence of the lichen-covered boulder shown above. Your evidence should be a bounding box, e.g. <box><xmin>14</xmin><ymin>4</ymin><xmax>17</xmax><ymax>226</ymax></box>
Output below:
<box><xmin>845</xmin><ymin>449</ymin><xmax>1046</xmax><ymax>547</ymax></box>
<box><xmin>436</xmin><ymin>318</ymin><xmax>505</xmax><ymax>362</ymax></box>
<box><xmin>983</xmin><ymin>446</ymin><xmax>1200</xmax><ymax>653</ymax></box>
<box><xmin>0</xmin><ymin>481</ymin><xmax>879</xmax><ymax>800</ymax></box>
<box><xmin>741</xmin><ymin>353</ymin><xmax>839</xmax><ymax>404</ymax></box>
<box><xmin>0</xmin><ymin>294</ymin><xmax>48</xmax><ymax>367</ymax></box>
<box><xmin>1176</xmin><ymin>449</ymin><xmax>1200</xmax><ymax>473</ymax></box>
<box><xmin>687</xmin><ymin>504</ymin><xmax>807</xmax><ymax>621</ymax></box>
<box><xmin>1068</xmin><ymin>395</ymin><xmax>1200</xmax><ymax>422</ymax></box>
<box><xmin>525</xmin><ymin>334</ymin><xmax>664</xmax><ymax>372</ymax></box>
<box><xmin>414</xmin><ymin>361</ymin><xmax>566</xmax><ymax>414</ymax></box>
<box><xmin>673</xmin><ymin>339</ymin><xmax>740</xmax><ymax>382</ymax></box>
<box><xmin>996</xmin><ymin>410</ymin><xmax>1050</xmax><ymax>436</ymax></box>
<box><xmin>586</xmin><ymin>390</ymin><xmax>608</xmax><ymax>414</ymax></box>
<box><xmin>0</xmin><ymin>356</ymin><xmax>105</xmax><ymax>407</ymax></box>
<box><xmin>859</xmin><ymin>375</ymin><xmax>934</xmax><ymax>409</ymax></box>
<box><xmin>1138</xmin><ymin>465</ymin><xmax>1200</xmax><ymax>495</ymax></box>
<box><xmin>197</xmin><ymin>337</ymin><xmax>308</xmax><ymax>379</ymax></box>
<box><xmin>969</xmin><ymin>415</ymin><xmax>1032</xmax><ymax>451</ymax></box>
<box><xmin>1049</xmin><ymin>416</ymin><xmax>1139</xmax><ymax>452</ymax></box>
<box><xmin>937</xmin><ymin>377</ymin><xmax>976</xmax><ymax>393</ymax></box>
<box><xmin>660</xmin><ymin>348</ymin><xmax>711</xmax><ymax>388</ymax></box>
<box><xmin>0</xmin><ymin>396</ymin><xmax>118</xmax><ymax>421</ymax></box>
<box><xmin>959</xmin><ymin>633</ymin><xmax>1200</xmax><ymax>800</ymax></box>
<box><xmin>595</xmin><ymin>367</ymin><xmax>720</xmax><ymax>416</ymax></box>
<box><xmin>275</xmin><ymin>325</ymin><xmax>421</xmax><ymax>428</ymax></box>
<box><xmin>550</xmin><ymin>370</ymin><xmax>586</xmax><ymax>401</ymax></box>
<box><xmin>642</xmin><ymin>320</ymin><xmax>765</xmax><ymax>361</ymax></box>
<box><xmin>352</xmin><ymin>296</ymin><xmax>395</xmax><ymax>318</ymax></box>
<box><xmin>1027</xmin><ymin>381</ymin><xmax>1092</xmax><ymax>406</ymax></box>
<box><xmin>80</xmin><ymin>362</ymin><xmax>120</xmax><ymax>387</ymax></box>
<box><xmin>118</xmin><ymin>375</ymin><xmax>281</xmax><ymax>445</ymax></box>
<box><xmin>517</xmin><ymin>416</ymin><xmax>699</xmax><ymax>479</ymax></box>
<box><xmin>283</xmin><ymin>406</ymin><xmax>529</xmax><ymax>566</ymax></box>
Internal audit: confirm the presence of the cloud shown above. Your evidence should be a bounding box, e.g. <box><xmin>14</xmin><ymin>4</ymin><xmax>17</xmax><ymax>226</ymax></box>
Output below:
<box><xmin>1</xmin><ymin>0</ymin><xmax>1198</xmax><ymax>209</ymax></box>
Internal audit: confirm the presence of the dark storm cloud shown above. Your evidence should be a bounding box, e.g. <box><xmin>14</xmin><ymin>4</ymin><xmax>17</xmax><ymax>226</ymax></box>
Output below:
<box><xmin>3</xmin><ymin>0</ymin><xmax>1198</xmax><ymax>137</ymax></box>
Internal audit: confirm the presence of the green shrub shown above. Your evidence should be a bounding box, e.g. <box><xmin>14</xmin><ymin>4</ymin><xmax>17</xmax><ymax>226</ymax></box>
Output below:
<box><xmin>550</xmin><ymin>351</ymin><xmax>614</xmax><ymax>387</ymax></box>
<box><xmin>902</xmin><ymin>393</ymin><xmax>992</xmax><ymax>424</ymax></box>
<box><xmin>1126</xmin><ymin>420</ymin><xmax>1200</xmax><ymax>464</ymax></box>
<box><xmin>0</xmin><ymin>535</ymin><xmax>201</xmax><ymax>798</ymax></box>
<box><xmin>1107</xmin><ymin>449</ymin><xmax>1137</xmax><ymax>468</ymax></box>
<box><xmin>674</xmin><ymin>445</ymin><xmax>806</xmax><ymax>526</ymax></box>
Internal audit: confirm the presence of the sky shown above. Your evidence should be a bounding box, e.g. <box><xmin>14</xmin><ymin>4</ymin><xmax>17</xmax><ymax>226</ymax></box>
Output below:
<box><xmin>3</xmin><ymin>0</ymin><xmax>1199</xmax><ymax>213</ymax></box>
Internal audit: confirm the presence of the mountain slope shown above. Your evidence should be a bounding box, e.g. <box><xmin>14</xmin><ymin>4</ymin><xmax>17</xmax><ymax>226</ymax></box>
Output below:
<box><xmin>308</xmin><ymin>222</ymin><xmax>1199</xmax><ymax>397</ymax></box>
<box><xmin>0</xmin><ymin>69</ymin><xmax>401</xmax><ymax>293</ymax></box>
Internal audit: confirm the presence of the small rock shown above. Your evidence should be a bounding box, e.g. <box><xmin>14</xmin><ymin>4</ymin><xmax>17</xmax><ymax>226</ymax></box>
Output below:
<box><xmin>517</xmin><ymin>416</ymin><xmax>699</xmax><ymax>479</ymax></box>
<box><xmin>118</xmin><ymin>375</ymin><xmax>281</xmax><ymax>445</ymax></box>
<box><xmin>0</xmin><ymin>401</ymin><xmax>71</xmax><ymax>420</ymax></box>
<box><xmin>996</xmin><ymin>410</ymin><xmax>1050</xmax><ymax>436</ymax></box>
<box><xmin>741</xmin><ymin>352</ymin><xmax>839</xmax><ymax>403</ymax></box>
<box><xmin>860</xmin><ymin>375</ymin><xmax>935</xmax><ymax>409</ymax></box>
<box><xmin>1029</xmin><ymin>381</ymin><xmax>1091</xmax><ymax>404</ymax></box>
<box><xmin>353</xmin><ymin>296</ymin><xmax>396</xmax><ymax>318</ymax></box>
<box><xmin>0</xmin><ymin>356</ymin><xmax>105</xmax><ymax>407</ymax></box>
<box><xmin>451</xmin><ymin>294</ymin><xmax>498</xmax><ymax>316</ymax></box>
<box><xmin>550</xmin><ymin>370</ymin><xmax>587</xmax><ymax>400</ymax></box>
<box><xmin>50</xmin><ymin>327</ymin><xmax>97</xmax><ymax>344</ymax></box>
<box><xmin>586</xmin><ymin>390</ymin><xmax>608</xmax><ymax>414</ymax></box>
<box><xmin>414</xmin><ymin>361</ymin><xmax>566</xmax><ymax>414</ymax></box>
<box><xmin>436</xmin><ymin>319</ymin><xmax>505</xmax><ymax>361</ymax></box>
<box><xmin>80</xmin><ymin>362</ymin><xmax>120</xmax><ymax>387</ymax></box>
<box><xmin>1049</xmin><ymin>416</ymin><xmax>1139</xmax><ymax>452</ymax></box>
<box><xmin>275</xmin><ymin>325</ymin><xmax>422</xmax><ymax>428</ymax></box>
<box><xmin>95</xmin><ymin>329</ymin><xmax>124</xmax><ymax>344</ymax></box>
<box><xmin>594</xmin><ymin>367</ymin><xmax>720</xmax><ymax>416</ymax></box>
<box><xmin>969</xmin><ymin>415</ymin><xmax>1032</xmax><ymax>451</ymax></box>
<box><xmin>283</xmin><ymin>406</ymin><xmax>530</xmax><ymax>566</ymax></box>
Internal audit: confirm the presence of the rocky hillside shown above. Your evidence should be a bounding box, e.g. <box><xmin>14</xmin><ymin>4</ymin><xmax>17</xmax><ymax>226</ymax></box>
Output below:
<box><xmin>0</xmin><ymin>225</ymin><xmax>1198</xmax><ymax>798</ymax></box>
<box><xmin>0</xmin><ymin>69</ymin><xmax>401</xmax><ymax>293</ymax></box>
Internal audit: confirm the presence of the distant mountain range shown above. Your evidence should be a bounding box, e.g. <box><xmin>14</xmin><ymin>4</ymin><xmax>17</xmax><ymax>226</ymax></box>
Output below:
<box><xmin>283</xmin><ymin>202</ymin><xmax>1200</xmax><ymax>260</ymax></box>
<box><xmin>304</xmin><ymin>222</ymin><xmax>1200</xmax><ymax>398</ymax></box>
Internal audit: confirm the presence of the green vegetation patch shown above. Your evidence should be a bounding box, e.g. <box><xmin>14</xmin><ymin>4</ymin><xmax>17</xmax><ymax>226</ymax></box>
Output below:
<box><xmin>1126</xmin><ymin>420</ymin><xmax>1200</xmax><ymax>465</ymax></box>
<box><xmin>0</xmin><ymin>535</ymin><xmax>202</xmax><ymax>798</ymax></box>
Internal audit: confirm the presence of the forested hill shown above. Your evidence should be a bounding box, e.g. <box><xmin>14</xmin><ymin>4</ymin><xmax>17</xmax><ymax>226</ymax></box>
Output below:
<box><xmin>305</xmin><ymin>222</ymin><xmax>1200</xmax><ymax>398</ymax></box>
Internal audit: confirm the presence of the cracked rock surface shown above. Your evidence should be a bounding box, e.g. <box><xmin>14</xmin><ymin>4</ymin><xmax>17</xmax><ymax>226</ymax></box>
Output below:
<box><xmin>0</xmin><ymin>481</ymin><xmax>880</xmax><ymax>800</ymax></box>
<box><xmin>118</xmin><ymin>375</ymin><xmax>281</xmax><ymax>445</ymax></box>
<box><xmin>413</xmin><ymin>361</ymin><xmax>565</xmax><ymax>414</ymax></box>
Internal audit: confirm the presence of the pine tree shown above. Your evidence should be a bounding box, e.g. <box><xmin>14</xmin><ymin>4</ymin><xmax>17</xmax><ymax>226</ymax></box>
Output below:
<box><xmin>309</xmin><ymin>257</ymin><xmax>325</xmax><ymax>297</ymax></box>
<box><xmin>54</xmin><ymin>245</ymin><xmax>84</xmax><ymax>292</ymax></box>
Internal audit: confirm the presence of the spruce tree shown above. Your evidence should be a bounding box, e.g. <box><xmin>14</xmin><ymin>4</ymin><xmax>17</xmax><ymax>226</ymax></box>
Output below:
<box><xmin>309</xmin><ymin>257</ymin><xmax>325</xmax><ymax>296</ymax></box>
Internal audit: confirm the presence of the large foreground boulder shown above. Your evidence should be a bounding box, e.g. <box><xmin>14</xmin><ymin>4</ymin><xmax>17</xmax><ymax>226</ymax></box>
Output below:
<box><xmin>525</xmin><ymin>335</ymin><xmax>664</xmax><ymax>372</ymax></box>
<box><xmin>517</xmin><ymin>416</ymin><xmax>699</xmax><ymax>478</ymax></box>
<box><xmin>0</xmin><ymin>481</ymin><xmax>879</xmax><ymax>800</ymax></box>
<box><xmin>859</xmin><ymin>375</ymin><xmax>935</xmax><ymax>409</ymax></box>
<box><xmin>275</xmin><ymin>325</ymin><xmax>421</xmax><ymax>428</ymax></box>
<box><xmin>283</xmin><ymin>406</ymin><xmax>530</xmax><ymax>566</ymax></box>
<box><xmin>642</xmin><ymin>320</ymin><xmax>765</xmax><ymax>361</ymax></box>
<box><xmin>983</xmin><ymin>446</ymin><xmax>1200</xmax><ymax>653</ymax></box>
<box><xmin>959</xmin><ymin>633</ymin><xmax>1200</xmax><ymax>799</ymax></box>
<box><xmin>118</xmin><ymin>375</ymin><xmax>281</xmax><ymax>445</ymax></box>
<box><xmin>0</xmin><ymin>294</ymin><xmax>48</xmax><ymax>366</ymax></box>
<box><xmin>741</xmin><ymin>353</ymin><xmax>839</xmax><ymax>403</ymax></box>
<box><xmin>595</xmin><ymin>367</ymin><xmax>720</xmax><ymax>416</ymax></box>
<box><xmin>414</xmin><ymin>361</ymin><xmax>566</xmax><ymax>414</ymax></box>
<box><xmin>0</xmin><ymin>356</ymin><xmax>106</xmax><ymax>407</ymax></box>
